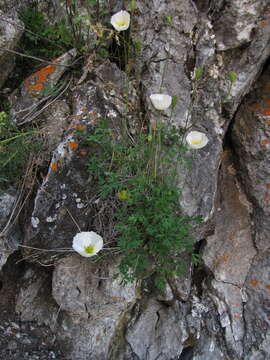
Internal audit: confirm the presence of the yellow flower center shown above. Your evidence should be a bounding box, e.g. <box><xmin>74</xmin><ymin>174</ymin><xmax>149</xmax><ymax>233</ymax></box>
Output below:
<box><xmin>116</xmin><ymin>20</ymin><xmax>127</xmax><ymax>27</ymax></box>
<box><xmin>84</xmin><ymin>245</ymin><xmax>95</xmax><ymax>254</ymax></box>
<box><xmin>191</xmin><ymin>139</ymin><xmax>202</xmax><ymax>145</ymax></box>
<box><xmin>117</xmin><ymin>190</ymin><xmax>130</xmax><ymax>200</ymax></box>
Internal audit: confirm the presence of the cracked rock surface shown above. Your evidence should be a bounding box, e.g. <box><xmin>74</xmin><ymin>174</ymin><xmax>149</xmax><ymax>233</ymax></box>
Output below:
<box><xmin>0</xmin><ymin>0</ymin><xmax>270</xmax><ymax>359</ymax></box>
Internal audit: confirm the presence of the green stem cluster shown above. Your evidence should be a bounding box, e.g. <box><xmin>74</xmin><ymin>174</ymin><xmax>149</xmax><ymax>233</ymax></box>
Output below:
<box><xmin>86</xmin><ymin>118</ymin><xmax>200</xmax><ymax>289</ymax></box>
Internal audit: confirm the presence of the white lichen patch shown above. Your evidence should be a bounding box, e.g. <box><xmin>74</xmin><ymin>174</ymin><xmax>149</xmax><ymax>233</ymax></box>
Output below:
<box><xmin>216</xmin><ymin>54</ymin><xmax>223</xmax><ymax>68</ymax></box>
<box><xmin>191</xmin><ymin>295</ymin><xmax>209</xmax><ymax>318</ymax></box>
<box><xmin>56</xmin><ymin>141</ymin><xmax>67</xmax><ymax>158</ymax></box>
<box><xmin>207</xmin><ymin>21</ymin><xmax>213</xmax><ymax>29</ymax></box>
<box><xmin>230</xmin><ymin>72</ymin><xmax>247</xmax><ymax>97</ymax></box>
<box><xmin>76</xmin><ymin>202</ymin><xmax>85</xmax><ymax>209</ymax></box>
<box><xmin>208</xmin><ymin>64</ymin><xmax>219</xmax><ymax>79</ymax></box>
<box><xmin>31</xmin><ymin>217</ymin><xmax>40</xmax><ymax>228</ymax></box>
<box><xmin>236</xmin><ymin>23</ymin><xmax>254</xmax><ymax>42</ymax></box>
<box><xmin>46</xmin><ymin>215</ymin><xmax>57</xmax><ymax>223</ymax></box>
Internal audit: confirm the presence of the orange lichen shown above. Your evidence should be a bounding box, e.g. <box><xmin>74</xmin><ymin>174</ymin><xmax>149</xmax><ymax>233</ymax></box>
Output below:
<box><xmin>259</xmin><ymin>20</ymin><xmax>268</xmax><ymax>28</ymax></box>
<box><xmin>266</xmin><ymin>184</ymin><xmax>270</xmax><ymax>189</ymax></box>
<box><xmin>23</xmin><ymin>63</ymin><xmax>56</xmax><ymax>94</ymax></box>
<box><xmin>261</xmin><ymin>109</ymin><xmax>270</xmax><ymax>116</ymax></box>
<box><xmin>68</xmin><ymin>141</ymin><xmax>79</xmax><ymax>149</ymax></box>
<box><xmin>51</xmin><ymin>161</ymin><xmax>59</xmax><ymax>172</ymax></box>
<box><xmin>79</xmin><ymin>150</ymin><xmax>88</xmax><ymax>156</ymax></box>
<box><xmin>28</xmin><ymin>83</ymin><xmax>44</xmax><ymax>92</ymax></box>
<box><xmin>261</xmin><ymin>139</ymin><xmax>270</xmax><ymax>146</ymax></box>
<box><xmin>213</xmin><ymin>254</ymin><xmax>230</xmax><ymax>267</ymax></box>
<box><xmin>266</xmin><ymin>120</ymin><xmax>270</xmax><ymax>126</ymax></box>
<box><xmin>249</xmin><ymin>279</ymin><xmax>259</xmax><ymax>287</ymax></box>
<box><xmin>73</xmin><ymin>124</ymin><xmax>87</xmax><ymax>131</ymax></box>
<box><xmin>265</xmin><ymin>285</ymin><xmax>270</xmax><ymax>290</ymax></box>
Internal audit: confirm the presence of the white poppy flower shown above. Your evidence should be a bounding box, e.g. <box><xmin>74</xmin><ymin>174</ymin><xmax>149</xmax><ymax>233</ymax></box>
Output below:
<box><xmin>72</xmin><ymin>231</ymin><xmax>103</xmax><ymax>257</ymax></box>
<box><xmin>150</xmin><ymin>94</ymin><xmax>172</xmax><ymax>110</ymax></box>
<box><xmin>110</xmin><ymin>10</ymin><xmax>130</xmax><ymax>31</ymax></box>
<box><xmin>186</xmin><ymin>131</ymin><xmax>209</xmax><ymax>149</ymax></box>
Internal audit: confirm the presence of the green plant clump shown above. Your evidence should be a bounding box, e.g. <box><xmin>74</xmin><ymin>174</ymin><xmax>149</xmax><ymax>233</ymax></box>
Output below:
<box><xmin>87</xmin><ymin>119</ymin><xmax>201</xmax><ymax>289</ymax></box>
<box><xmin>0</xmin><ymin>112</ymin><xmax>41</xmax><ymax>186</ymax></box>
<box><xmin>19</xmin><ymin>5</ymin><xmax>73</xmax><ymax>59</ymax></box>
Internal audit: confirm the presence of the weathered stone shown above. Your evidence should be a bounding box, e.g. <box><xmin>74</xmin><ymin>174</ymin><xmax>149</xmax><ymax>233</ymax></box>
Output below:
<box><xmin>168</xmin><ymin>263</ymin><xmax>193</xmax><ymax>302</ymax></box>
<box><xmin>0</xmin><ymin>9</ymin><xmax>24</xmax><ymax>89</ymax></box>
<box><xmin>39</xmin><ymin>99</ymin><xmax>71</xmax><ymax>152</ymax></box>
<box><xmin>10</xmin><ymin>49</ymin><xmax>76</xmax><ymax>125</ymax></box>
<box><xmin>2</xmin><ymin>1</ymin><xmax>270</xmax><ymax>359</ymax></box>
<box><xmin>52</xmin><ymin>255</ymin><xmax>137</xmax><ymax>359</ymax></box>
<box><xmin>213</xmin><ymin>0</ymin><xmax>268</xmax><ymax>51</ymax></box>
<box><xmin>203</xmin><ymin>150</ymin><xmax>256</xmax><ymax>286</ymax></box>
<box><xmin>125</xmin><ymin>298</ymin><xmax>189</xmax><ymax>360</ymax></box>
<box><xmin>15</xmin><ymin>266</ymin><xmax>57</xmax><ymax>327</ymax></box>
<box><xmin>243</xmin><ymin>251</ymin><xmax>270</xmax><ymax>359</ymax></box>
<box><xmin>0</xmin><ymin>190</ymin><xmax>20</xmax><ymax>270</ymax></box>
<box><xmin>209</xmin><ymin>281</ymin><xmax>245</xmax><ymax>358</ymax></box>
<box><xmin>232</xmin><ymin>63</ymin><xmax>270</xmax><ymax>251</ymax></box>
<box><xmin>201</xmin><ymin>150</ymin><xmax>257</xmax><ymax>357</ymax></box>
<box><xmin>133</xmin><ymin>0</ymin><xmax>270</xmax><ymax>229</ymax></box>
<box><xmin>24</xmin><ymin>61</ymin><xmax>138</xmax><ymax>264</ymax></box>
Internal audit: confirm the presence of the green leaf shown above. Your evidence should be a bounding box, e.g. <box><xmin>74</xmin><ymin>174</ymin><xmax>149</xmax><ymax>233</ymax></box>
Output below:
<box><xmin>164</xmin><ymin>15</ymin><xmax>173</xmax><ymax>25</ymax></box>
<box><xmin>130</xmin><ymin>0</ymin><xmax>137</xmax><ymax>11</ymax></box>
<box><xmin>229</xmin><ymin>71</ymin><xmax>236</xmax><ymax>83</ymax></box>
<box><xmin>194</xmin><ymin>67</ymin><xmax>203</xmax><ymax>81</ymax></box>
<box><xmin>171</xmin><ymin>95</ymin><xmax>178</xmax><ymax>109</ymax></box>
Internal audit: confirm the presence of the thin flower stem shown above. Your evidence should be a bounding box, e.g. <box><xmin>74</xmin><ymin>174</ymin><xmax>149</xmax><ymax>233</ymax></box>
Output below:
<box><xmin>0</xmin><ymin>131</ymin><xmax>37</xmax><ymax>145</ymax></box>
<box><xmin>19</xmin><ymin>244</ymin><xmax>73</xmax><ymax>252</ymax></box>
<box><xmin>159</xmin><ymin>54</ymin><xmax>169</xmax><ymax>92</ymax></box>
<box><xmin>0</xmin><ymin>47</ymin><xmax>75</xmax><ymax>67</ymax></box>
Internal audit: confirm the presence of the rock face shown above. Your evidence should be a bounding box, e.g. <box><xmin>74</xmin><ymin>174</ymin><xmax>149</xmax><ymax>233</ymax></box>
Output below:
<box><xmin>231</xmin><ymin>60</ymin><xmax>270</xmax><ymax>360</ymax></box>
<box><xmin>0</xmin><ymin>8</ymin><xmax>24</xmax><ymax>88</ymax></box>
<box><xmin>1</xmin><ymin>0</ymin><xmax>270</xmax><ymax>359</ymax></box>
<box><xmin>0</xmin><ymin>190</ymin><xmax>21</xmax><ymax>270</ymax></box>
<box><xmin>9</xmin><ymin>49</ymin><xmax>76</xmax><ymax>125</ymax></box>
<box><xmin>52</xmin><ymin>255</ymin><xmax>137</xmax><ymax>360</ymax></box>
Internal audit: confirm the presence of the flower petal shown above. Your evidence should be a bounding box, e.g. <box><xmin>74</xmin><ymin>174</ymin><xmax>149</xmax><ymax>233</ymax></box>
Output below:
<box><xmin>111</xmin><ymin>10</ymin><xmax>130</xmax><ymax>31</ymax></box>
<box><xmin>186</xmin><ymin>131</ymin><xmax>209</xmax><ymax>149</ymax></box>
<box><xmin>72</xmin><ymin>231</ymin><xmax>103</xmax><ymax>257</ymax></box>
<box><xmin>150</xmin><ymin>94</ymin><xmax>172</xmax><ymax>110</ymax></box>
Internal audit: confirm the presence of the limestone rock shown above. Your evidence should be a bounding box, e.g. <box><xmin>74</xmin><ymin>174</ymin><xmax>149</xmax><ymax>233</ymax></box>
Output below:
<box><xmin>0</xmin><ymin>190</ymin><xmax>20</xmax><ymax>270</ymax></box>
<box><xmin>244</xmin><ymin>251</ymin><xmax>270</xmax><ymax>359</ymax></box>
<box><xmin>2</xmin><ymin>0</ymin><xmax>270</xmax><ymax>359</ymax></box>
<box><xmin>15</xmin><ymin>266</ymin><xmax>57</xmax><ymax>327</ymax></box>
<box><xmin>9</xmin><ymin>49</ymin><xmax>76</xmax><ymax>125</ymax></box>
<box><xmin>125</xmin><ymin>298</ymin><xmax>189</xmax><ymax>360</ymax></box>
<box><xmin>24</xmin><ymin>62</ymin><xmax>138</xmax><ymax>264</ymax></box>
<box><xmin>232</xmin><ymin>64</ymin><xmax>270</xmax><ymax>251</ymax></box>
<box><xmin>213</xmin><ymin>0</ymin><xmax>268</xmax><ymax>51</ymax></box>
<box><xmin>0</xmin><ymin>9</ymin><xmax>24</xmax><ymax>89</ymax></box>
<box><xmin>52</xmin><ymin>255</ymin><xmax>137</xmax><ymax>360</ymax></box>
<box><xmin>203</xmin><ymin>151</ymin><xmax>256</xmax><ymax>286</ymax></box>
